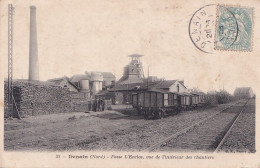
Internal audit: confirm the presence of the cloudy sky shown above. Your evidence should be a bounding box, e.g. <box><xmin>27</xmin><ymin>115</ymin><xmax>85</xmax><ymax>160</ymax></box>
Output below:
<box><xmin>0</xmin><ymin>0</ymin><xmax>259</xmax><ymax>93</ymax></box>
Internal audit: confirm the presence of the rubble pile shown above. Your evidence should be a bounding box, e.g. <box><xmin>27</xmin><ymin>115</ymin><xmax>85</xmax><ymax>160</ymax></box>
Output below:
<box><xmin>71</xmin><ymin>92</ymin><xmax>89</xmax><ymax>112</ymax></box>
<box><xmin>4</xmin><ymin>80</ymin><xmax>71</xmax><ymax>117</ymax></box>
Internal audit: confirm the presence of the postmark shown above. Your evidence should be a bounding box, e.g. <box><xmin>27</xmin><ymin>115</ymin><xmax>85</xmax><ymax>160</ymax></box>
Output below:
<box><xmin>215</xmin><ymin>6</ymin><xmax>253</xmax><ymax>51</ymax></box>
<box><xmin>189</xmin><ymin>4</ymin><xmax>217</xmax><ymax>53</ymax></box>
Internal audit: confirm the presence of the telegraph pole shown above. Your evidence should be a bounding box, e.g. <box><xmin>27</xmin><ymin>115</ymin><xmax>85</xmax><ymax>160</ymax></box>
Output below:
<box><xmin>147</xmin><ymin>66</ymin><xmax>149</xmax><ymax>90</ymax></box>
<box><xmin>7</xmin><ymin>4</ymin><xmax>14</xmax><ymax>117</ymax></box>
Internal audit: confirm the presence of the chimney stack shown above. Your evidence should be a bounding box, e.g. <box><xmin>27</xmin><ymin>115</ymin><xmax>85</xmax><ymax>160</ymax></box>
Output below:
<box><xmin>29</xmin><ymin>6</ymin><xmax>39</xmax><ymax>81</ymax></box>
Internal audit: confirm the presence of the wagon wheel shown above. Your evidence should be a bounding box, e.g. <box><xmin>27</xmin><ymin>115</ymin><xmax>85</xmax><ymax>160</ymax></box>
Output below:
<box><xmin>157</xmin><ymin>110</ymin><xmax>161</xmax><ymax>119</ymax></box>
<box><xmin>161</xmin><ymin>110</ymin><xmax>165</xmax><ymax>119</ymax></box>
<box><xmin>137</xmin><ymin>108</ymin><xmax>141</xmax><ymax>116</ymax></box>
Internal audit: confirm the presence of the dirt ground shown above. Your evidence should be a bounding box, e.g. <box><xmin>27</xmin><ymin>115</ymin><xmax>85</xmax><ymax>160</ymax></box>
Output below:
<box><xmin>4</xmin><ymin>101</ymin><xmax>247</xmax><ymax>151</ymax></box>
<box><xmin>218</xmin><ymin>99</ymin><xmax>255</xmax><ymax>153</ymax></box>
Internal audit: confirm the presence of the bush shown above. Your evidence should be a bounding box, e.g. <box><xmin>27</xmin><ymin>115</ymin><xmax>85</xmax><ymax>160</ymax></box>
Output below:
<box><xmin>205</xmin><ymin>90</ymin><xmax>234</xmax><ymax>105</ymax></box>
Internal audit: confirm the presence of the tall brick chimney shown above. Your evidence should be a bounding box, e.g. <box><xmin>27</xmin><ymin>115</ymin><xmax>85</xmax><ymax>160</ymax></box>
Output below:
<box><xmin>29</xmin><ymin>6</ymin><xmax>39</xmax><ymax>81</ymax></box>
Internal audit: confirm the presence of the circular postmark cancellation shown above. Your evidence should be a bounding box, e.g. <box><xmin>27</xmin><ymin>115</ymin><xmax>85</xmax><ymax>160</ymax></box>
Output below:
<box><xmin>189</xmin><ymin>4</ymin><xmax>217</xmax><ymax>53</ymax></box>
<box><xmin>215</xmin><ymin>6</ymin><xmax>238</xmax><ymax>50</ymax></box>
<box><xmin>189</xmin><ymin>4</ymin><xmax>253</xmax><ymax>53</ymax></box>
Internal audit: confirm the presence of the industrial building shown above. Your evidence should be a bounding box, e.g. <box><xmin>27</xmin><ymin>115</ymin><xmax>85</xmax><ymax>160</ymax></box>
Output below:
<box><xmin>97</xmin><ymin>54</ymin><xmax>189</xmax><ymax>104</ymax></box>
<box><xmin>234</xmin><ymin>87</ymin><xmax>255</xmax><ymax>99</ymax></box>
<box><xmin>117</xmin><ymin>54</ymin><xmax>145</xmax><ymax>84</ymax></box>
<box><xmin>48</xmin><ymin>71</ymin><xmax>116</xmax><ymax>99</ymax></box>
<box><xmin>4</xmin><ymin>4</ymin><xmax>198</xmax><ymax>118</ymax></box>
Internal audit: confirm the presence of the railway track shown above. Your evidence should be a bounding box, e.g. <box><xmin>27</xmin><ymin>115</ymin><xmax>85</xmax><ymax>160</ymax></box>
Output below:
<box><xmin>143</xmin><ymin>99</ymin><xmax>249</xmax><ymax>152</ymax></box>
<box><xmin>5</xmin><ymin>100</ymin><xmax>248</xmax><ymax>151</ymax></box>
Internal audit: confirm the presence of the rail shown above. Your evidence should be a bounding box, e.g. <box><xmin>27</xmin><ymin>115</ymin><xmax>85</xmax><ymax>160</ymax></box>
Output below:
<box><xmin>142</xmin><ymin>100</ymin><xmax>244</xmax><ymax>152</ymax></box>
<box><xmin>214</xmin><ymin>98</ymin><xmax>250</xmax><ymax>153</ymax></box>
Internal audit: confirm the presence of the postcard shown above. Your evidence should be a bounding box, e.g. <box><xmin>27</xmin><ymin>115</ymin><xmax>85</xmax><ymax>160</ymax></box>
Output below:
<box><xmin>0</xmin><ymin>0</ymin><xmax>259</xmax><ymax>167</ymax></box>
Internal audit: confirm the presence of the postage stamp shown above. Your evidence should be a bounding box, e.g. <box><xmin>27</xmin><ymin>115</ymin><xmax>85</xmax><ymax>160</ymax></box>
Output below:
<box><xmin>215</xmin><ymin>6</ymin><xmax>254</xmax><ymax>51</ymax></box>
<box><xmin>189</xmin><ymin>4</ymin><xmax>254</xmax><ymax>53</ymax></box>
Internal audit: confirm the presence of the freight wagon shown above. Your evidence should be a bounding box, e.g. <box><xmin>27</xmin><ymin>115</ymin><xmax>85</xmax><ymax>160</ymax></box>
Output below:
<box><xmin>132</xmin><ymin>89</ymin><xmax>207</xmax><ymax>119</ymax></box>
<box><xmin>198</xmin><ymin>92</ymin><xmax>206</xmax><ymax>105</ymax></box>
<box><xmin>132</xmin><ymin>89</ymin><xmax>184</xmax><ymax>119</ymax></box>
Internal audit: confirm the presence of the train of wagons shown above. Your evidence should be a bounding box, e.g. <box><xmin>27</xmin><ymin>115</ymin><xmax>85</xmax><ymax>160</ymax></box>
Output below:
<box><xmin>131</xmin><ymin>89</ymin><xmax>206</xmax><ymax>119</ymax></box>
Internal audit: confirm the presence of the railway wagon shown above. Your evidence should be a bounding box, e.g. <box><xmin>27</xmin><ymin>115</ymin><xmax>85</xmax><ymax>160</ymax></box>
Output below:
<box><xmin>198</xmin><ymin>92</ymin><xmax>206</xmax><ymax>105</ymax></box>
<box><xmin>132</xmin><ymin>89</ymin><xmax>179</xmax><ymax>119</ymax></box>
<box><xmin>178</xmin><ymin>93</ymin><xmax>192</xmax><ymax>110</ymax></box>
<box><xmin>191</xmin><ymin>93</ymin><xmax>200</xmax><ymax>107</ymax></box>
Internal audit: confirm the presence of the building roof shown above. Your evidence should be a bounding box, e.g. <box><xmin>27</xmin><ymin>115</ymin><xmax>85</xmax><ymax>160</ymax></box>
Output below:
<box><xmin>70</xmin><ymin>74</ymin><xmax>89</xmax><ymax>83</ymax></box>
<box><xmin>111</xmin><ymin>80</ymin><xmax>187</xmax><ymax>92</ymax></box>
<box><xmin>96</xmin><ymin>90</ymin><xmax>110</xmax><ymax>96</ymax></box>
<box><xmin>178</xmin><ymin>92</ymin><xmax>192</xmax><ymax>96</ymax></box>
<box><xmin>149</xmin><ymin>88</ymin><xmax>173</xmax><ymax>94</ymax></box>
<box><xmin>153</xmin><ymin>80</ymin><xmax>177</xmax><ymax>89</ymax></box>
<box><xmin>111</xmin><ymin>82</ymin><xmax>145</xmax><ymax>91</ymax></box>
<box><xmin>234</xmin><ymin>87</ymin><xmax>252</xmax><ymax>94</ymax></box>
<box><xmin>100</xmin><ymin>72</ymin><xmax>115</xmax><ymax>79</ymax></box>
<box><xmin>117</xmin><ymin>75</ymin><xmax>145</xmax><ymax>85</ymax></box>
<box><xmin>48</xmin><ymin>76</ymin><xmax>69</xmax><ymax>82</ymax></box>
<box><xmin>48</xmin><ymin>76</ymin><xmax>80</xmax><ymax>91</ymax></box>
<box><xmin>128</xmin><ymin>54</ymin><xmax>143</xmax><ymax>58</ymax></box>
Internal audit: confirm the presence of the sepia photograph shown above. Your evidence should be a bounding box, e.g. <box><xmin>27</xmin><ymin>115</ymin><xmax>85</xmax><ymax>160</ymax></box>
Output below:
<box><xmin>0</xmin><ymin>0</ymin><xmax>259</xmax><ymax>167</ymax></box>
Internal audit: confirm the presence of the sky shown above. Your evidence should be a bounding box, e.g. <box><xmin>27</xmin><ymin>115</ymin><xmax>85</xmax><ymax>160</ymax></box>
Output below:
<box><xmin>0</xmin><ymin>0</ymin><xmax>259</xmax><ymax>94</ymax></box>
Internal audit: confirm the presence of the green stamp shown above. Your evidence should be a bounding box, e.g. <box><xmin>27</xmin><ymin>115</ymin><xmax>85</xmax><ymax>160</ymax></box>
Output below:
<box><xmin>215</xmin><ymin>5</ymin><xmax>253</xmax><ymax>51</ymax></box>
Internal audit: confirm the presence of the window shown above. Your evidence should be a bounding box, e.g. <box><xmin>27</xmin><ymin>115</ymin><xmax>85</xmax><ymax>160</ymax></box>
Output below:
<box><xmin>177</xmin><ymin>84</ymin><xmax>180</xmax><ymax>92</ymax></box>
<box><xmin>169</xmin><ymin>94</ymin><xmax>174</xmax><ymax>105</ymax></box>
<box><xmin>174</xmin><ymin>94</ymin><xmax>177</xmax><ymax>105</ymax></box>
<box><xmin>164</xmin><ymin>94</ymin><xmax>169</xmax><ymax>106</ymax></box>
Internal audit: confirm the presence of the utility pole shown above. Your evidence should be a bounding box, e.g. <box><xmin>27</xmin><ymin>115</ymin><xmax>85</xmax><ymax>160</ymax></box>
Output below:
<box><xmin>147</xmin><ymin>65</ymin><xmax>149</xmax><ymax>90</ymax></box>
<box><xmin>7</xmin><ymin>4</ymin><xmax>14</xmax><ymax>117</ymax></box>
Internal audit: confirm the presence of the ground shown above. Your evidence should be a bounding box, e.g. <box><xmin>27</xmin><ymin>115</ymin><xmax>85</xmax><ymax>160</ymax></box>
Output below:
<box><xmin>4</xmin><ymin>100</ymin><xmax>255</xmax><ymax>152</ymax></box>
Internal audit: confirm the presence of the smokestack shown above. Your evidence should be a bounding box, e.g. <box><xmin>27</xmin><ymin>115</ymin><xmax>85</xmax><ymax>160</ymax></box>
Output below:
<box><xmin>29</xmin><ymin>6</ymin><xmax>39</xmax><ymax>81</ymax></box>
